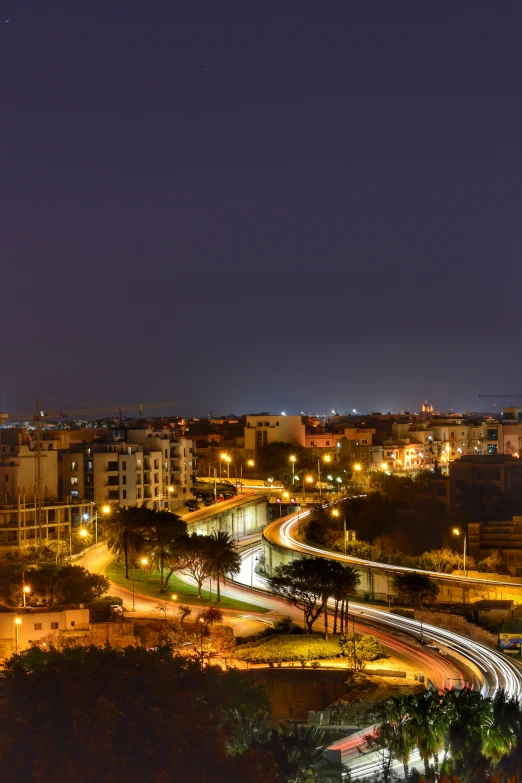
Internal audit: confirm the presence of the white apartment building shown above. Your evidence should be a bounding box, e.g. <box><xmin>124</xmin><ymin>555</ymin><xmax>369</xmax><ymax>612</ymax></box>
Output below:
<box><xmin>64</xmin><ymin>429</ymin><xmax>195</xmax><ymax>509</ymax></box>
<box><xmin>244</xmin><ymin>415</ymin><xmax>306</xmax><ymax>453</ymax></box>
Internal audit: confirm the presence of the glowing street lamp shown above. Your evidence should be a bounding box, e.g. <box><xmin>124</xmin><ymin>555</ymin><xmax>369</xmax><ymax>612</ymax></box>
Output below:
<box><xmin>199</xmin><ymin>617</ymin><xmax>205</xmax><ymax>654</ymax></box>
<box><xmin>14</xmin><ymin>616</ymin><xmax>22</xmax><ymax>653</ymax></box>
<box><xmin>83</xmin><ymin>504</ymin><xmax>111</xmax><ymax>546</ymax></box>
<box><xmin>452</xmin><ymin>527</ymin><xmax>467</xmax><ymax>575</ymax></box>
<box><xmin>289</xmin><ymin>455</ymin><xmax>297</xmax><ymax>484</ymax></box>
<box><xmin>240</xmin><ymin>459</ymin><xmax>254</xmax><ymax>494</ymax></box>
<box><xmin>220</xmin><ymin>453</ymin><xmax>231</xmax><ymax>480</ymax></box>
<box><xmin>22</xmin><ymin>585</ymin><xmax>30</xmax><ymax>608</ymax></box>
<box><xmin>318</xmin><ymin>455</ymin><xmax>332</xmax><ymax>498</ymax></box>
<box><xmin>131</xmin><ymin>557</ymin><xmax>150</xmax><ymax>612</ymax></box>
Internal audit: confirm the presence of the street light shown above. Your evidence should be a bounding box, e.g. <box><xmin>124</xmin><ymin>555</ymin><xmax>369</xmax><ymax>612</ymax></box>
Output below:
<box><xmin>452</xmin><ymin>527</ymin><xmax>467</xmax><ymax>575</ymax></box>
<box><xmin>14</xmin><ymin>616</ymin><xmax>22</xmax><ymax>653</ymax></box>
<box><xmin>199</xmin><ymin>617</ymin><xmax>205</xmax><ymax>654</ymax></box>
<box><xmin>332</xmin><ymin>508</ymin><xmax>348</xmax><ymax>555</ymax></box>
<box><xmin>22</xmin><ymin>586</ymin><xmax>30</xmax><ymax>608</ymax></box>
<box><xmin>240</xmin><ymin>460</ymin><xmax>254</xmax><ymax>494</ymax></box>
<box><xmin>290</xmin><ymin>455</ymin><xmax>297</xmax><ymax>485</ymax></box>
<box><xmin>220</xmin><ymin>453</ymin><xmax>231</xmax><ymax>480</ymax></box>
<box><xmin>82</xmin><ymin>504</ymin><xmax>111</xmax><ymax>545</ymax></box>
<box><xmin>318</xmin><ymin>454</ymin><xmax>332</xmax><ymax>498</ymax></box>
<box><xmin>131</xmin><ymin>557</ymin><xmax>149</xmax><ymax>612</ymax></box>
<box><xmin>171</xmin><ymin>593</ymin><xmax>178</xmax><ymax>622</ymax></box>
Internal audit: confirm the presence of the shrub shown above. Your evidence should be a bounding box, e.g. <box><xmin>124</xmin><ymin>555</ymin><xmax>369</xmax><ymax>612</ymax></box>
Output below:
<box><xmin>234</xmin><ymin>634</ymin><xmax>345</xmax><ymax>665</ymax></box>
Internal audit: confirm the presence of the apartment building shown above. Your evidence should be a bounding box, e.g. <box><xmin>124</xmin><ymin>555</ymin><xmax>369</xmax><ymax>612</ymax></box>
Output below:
<box><xmin>0</xmin><ymin>500</ymin><xmax>92</xmax><ymax>557</ymax></box>
<box><xmin>244</xmin><ymin>415</ymin><xmax>306</xmax><ymax>453</ymax></box>
<box><xmin>63</xmin><ymin>429</ymin><xmax>196</xmax><ymax>508</ymax></box>
<box><xmin>468</xmin><ymin>517</ymin><xmax>522</xmax><ymax>577</ymax></box>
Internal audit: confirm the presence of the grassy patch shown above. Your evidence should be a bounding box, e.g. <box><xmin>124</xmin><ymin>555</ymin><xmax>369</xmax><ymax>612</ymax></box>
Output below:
<box><xmin>235</xmin><ymin>633</ymin><xmax>346</xmax><ymax>664</ymax></box>
<box><xmin>106</xmin><ymin>561</ymin><xmax>267</xmax><ymax>613</ymax></box>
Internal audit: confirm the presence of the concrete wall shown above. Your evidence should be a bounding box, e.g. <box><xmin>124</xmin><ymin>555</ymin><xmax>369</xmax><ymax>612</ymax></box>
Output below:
<box><xmin>244</xmin><ymin>669</ymin><xmax>350</xmax><ymax>720</ymax></box>
<box><xmin>193</xmin><ymin>499</ymin><xmax>268</xmax><ymax>537</ymax></box>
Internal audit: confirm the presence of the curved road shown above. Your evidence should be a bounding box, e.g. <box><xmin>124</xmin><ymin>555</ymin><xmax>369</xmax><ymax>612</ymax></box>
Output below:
<box><xmin>265</xmin><ymin>509</ymin><xmax>522</xmax><ymax>592</ymax></box>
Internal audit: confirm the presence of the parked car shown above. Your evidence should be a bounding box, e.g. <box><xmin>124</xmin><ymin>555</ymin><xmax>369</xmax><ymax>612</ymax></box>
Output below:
<box><xmin>215</xmin><ymin>494</ymin><xmax>225</xmax><ymax>502</ymax></box>
<box><xmin>203</xmin><ymin>497</ymin><xmax>215</xmax><ymax>506</ymax></box>
<box><xmin>186</xmin><ymin>501</ymin><xmax>199</xmax><ymax>512</ymax></box>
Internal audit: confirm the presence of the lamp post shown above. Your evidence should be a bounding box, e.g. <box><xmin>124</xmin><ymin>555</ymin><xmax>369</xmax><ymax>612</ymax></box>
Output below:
<box><xmin>220</xmin><ymin>453</ymin><xmax>231</xmax><ymax>480</ymax></box>
<box><xmin>171</xmin><ymin>593</ymin><xmax>177</xmax><ymax>622</ymax></box>
<box><xmin>332</xmin><ymin>509</ymin><xmax>348</xmax><ymax>555</ymax></box>
<box><xmin>14</xmin><ymin>617</ymin><xmax>21</xmax><ymax>653</ymax></box>
<box><xmin>22</xmin><ymin>586</ymin><xmax>30</xmax><ymax>608</ymax></box>
<box><xmin>83</xmin><ymin>504</ymin><xmax>111</xmax><ymax>545</ymax></box>
<box><xmin>240</xmin><ymin>460</ymin><xmax>254</xmax><ymax>494</ymax></box>
<box><xmin>290</xmin><ymin>455</ymin><xmax>296</xmax><ymax>486</ymax></box>
<box><xmin>318</xmin><ymin>455</ymin><xmax>331</xmax><ymax>499</ymax></box>
<box><xmin>132</xmin><ymin>556</ymin><xmax>149</xmax><ymax>612</ymax></box>
<box><xmin>452</xmin><ymin>527</ymin><xmax>467</xmax><ymax>575</ymax></box>
<box><xmin>199</xmin><ymin>617</ymin><xmax>205</xmax><ymax>654</ymax></box>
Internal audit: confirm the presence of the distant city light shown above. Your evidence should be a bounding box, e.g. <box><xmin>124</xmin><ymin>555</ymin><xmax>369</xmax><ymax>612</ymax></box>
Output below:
<box><xmin>281</xmin><ymin>411</ymin><xmax>286</xmax><ymax>416</ymax></box>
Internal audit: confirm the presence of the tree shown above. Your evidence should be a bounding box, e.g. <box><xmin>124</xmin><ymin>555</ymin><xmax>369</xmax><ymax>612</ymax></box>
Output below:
<box><xmin>139</xmin><ymin>509</ymin><xmax>187</xmax><ymax>593</ymax></box>
<box><xmin>152</xmin><ymin>601</ymin><xmax>169</xmax><ymax>621</ymax></box>
<box><xmin>177</xmin><ymin>604</ymin><xmax>192</xmax><ymax>629</ymax></box>
<box><xmin>167</xmin><ymin>534</ymin><xmax>213</xmax><ymax>599</ymax></box>
<box><xmin>268</xmin><ymin>558</ymin><xmax>334</xmax><ymax>634</ymax></box>
<box><xmin>339</xmin><ymin>633</ymin><xmax>386</xmax><ymax>671</ymax></box>
<box><xmin>332</xmin><ymin>564</ymin><xmax>360</xmax><ymax>634</ymax></box>
<box><xmin>28</xmin><ymin>564</ymin><xmax>109</xmax><ymax>605</ymax></box>
<box><xmin>480</xmin><ymin>688</ymin><xmax>519</xmax><ymax>767</ymax></box>
<box><xmin>207</xmin><ymin>530</ymin><xmax>241</xmax><ymax>602</ymax></box>
<box><xmin>262</xmin><ymin>722</ymin><xmax>345</xmax><ymax>783</ymax></box>
<box><xmin>104</xmin><ymin>507</ymin><xmax>145</xmax><ymax>579</ymax></box>
<box><xmin>197</xmin><ymin>606</ymin><xmax>223</xmax><ymax>632</ymax></box>
<box><xmin>406</xmin><ymin>690</ymin><xmax>448</xmax><ymax>780</ymax></box>
<box><xmin>374</xmin><ymin>695</ymin><xmax>416</xmax><ymax>781</ymax></box>
<box><xmin>393</xmin><ymin>573</ymin><xmax>439</xmax><ymax>609</ymax></box>
<box><xmin>0</xmin><ymin>645</ymin><xmax>272</xmax><ymax>782</ymax></box>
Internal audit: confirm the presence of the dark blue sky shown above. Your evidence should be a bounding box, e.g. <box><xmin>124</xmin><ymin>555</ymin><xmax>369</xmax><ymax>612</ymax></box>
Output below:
<box><xmin>1</xmin><ymin>1</ymin><xmax>520</xmax><ymax>417</ymax></box>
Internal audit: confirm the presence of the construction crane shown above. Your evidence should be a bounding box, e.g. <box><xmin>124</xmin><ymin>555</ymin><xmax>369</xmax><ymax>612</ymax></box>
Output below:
<box><xmin>1</xmin><ymin>399</ymin><xmax>179</xmax><ymax>550</ymax></box>
<box><xmin>479</xmin><ymin>395</ymin><xmax>522</xmax><ymax>399</ymax></box>
<box><xmin>3</xmin><ymin>399</ymin><xmax>179</xmax><ymax>422</ymax></box>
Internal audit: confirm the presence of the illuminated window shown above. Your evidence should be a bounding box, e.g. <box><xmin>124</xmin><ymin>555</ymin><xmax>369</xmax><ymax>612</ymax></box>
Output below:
<box><xmin>70</xmin><ymin>477</ymin><xmax>78</xmax><ymax>485</ymax></box>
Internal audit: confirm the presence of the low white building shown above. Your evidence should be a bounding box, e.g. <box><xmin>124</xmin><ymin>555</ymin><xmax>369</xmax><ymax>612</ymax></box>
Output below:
<box><xmin>0</xmin><ymin>604</ymin><xmax>90</xmax><ymax>660</ymax></box>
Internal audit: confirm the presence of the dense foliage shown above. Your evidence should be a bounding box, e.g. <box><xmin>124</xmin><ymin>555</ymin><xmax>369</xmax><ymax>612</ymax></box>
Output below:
<box><xmin>269</xmin><ymin>557</ymin><xmax>359</xmax><ymax>636</ymax></box>
<box><xmin>0</xmin><ymin>645</ymin><xmax>274</xmax><ymax>782</ymax></box>
<box><xmin>365</xmin><ymin>687</ymin><xmax>521</xmax><ymax>783</ymax></box>
<box><xmin>25</xmin><ymin>563</ymin><xmax>110</xmax><ymax>605</ymax></box>
<box><xmin>105</xmin><ymin>507</ymin><xmax>240</xmax><ymax>598</ymax></box>
<box><xmin>235</xmin><ymin>632</ymin><xmax>386</xmax><ymax>667</ymax></box>
<box><xmin>0</xmin><ymin>645</ymin><xmax>345</xmax><ymax>782</ymax></box>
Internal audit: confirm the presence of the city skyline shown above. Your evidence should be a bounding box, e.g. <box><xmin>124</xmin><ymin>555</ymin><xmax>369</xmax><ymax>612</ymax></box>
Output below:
<box><xmin>2</xmin><ymin>1</ymin><xmax>520</xmax><ymax>416</ymax></box>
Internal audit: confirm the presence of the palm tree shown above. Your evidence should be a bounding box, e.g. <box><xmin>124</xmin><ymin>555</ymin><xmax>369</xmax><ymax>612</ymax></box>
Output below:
<box><xmin>333</xmin><ymin>564</ymin><xmax>360</xmax><ymax>634</ymax></box>
<box><xmin>103</xmin><ymin>507</ymin><xmax>145</xmax><ymax>579</ymax></box>
<box><xmin>376</xmin><ymin>695</ymin><xmax>416</xmax><ymax>782</ymax></box>
<box><xmin>443</xmin><ymin>687</ymin><xmax>490</xmax><ymax>781</ymax></box>
<box><xmin>140</xmin><ymin>509</ymin><xmax>186</xmax><ymax>593</ymax></box>
<box><xmin>407</xmin><ymin>690</ymin><xmax>447</xmax><ymax>780</ymax></box>
<box><xmin>481</xmin><ymin>689</ymin><xmax>519</xmax><ymax>767</ymax></box>
<box><xmin>207</xmin><ymin>530</ymin><xmax>241</xmax><ymax>602</ymax></box>
<box><xmin>268</xmin><ymin>723</ymin><xmax>344</xmax><ymax>783</ymax></box>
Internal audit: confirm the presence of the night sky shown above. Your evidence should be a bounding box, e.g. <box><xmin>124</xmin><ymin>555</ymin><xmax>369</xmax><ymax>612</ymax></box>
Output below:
<box><xmin>2</xmin><ymin>2</ymin><xmax>520</xmax><ymax>417</ymax></box>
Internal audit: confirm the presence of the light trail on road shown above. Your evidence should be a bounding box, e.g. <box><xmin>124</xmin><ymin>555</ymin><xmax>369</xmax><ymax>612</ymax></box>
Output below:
<box><xmin>254</xmin><ymin>513</ymin><xmax>522</xmax><ymax>777</ymax></box>
<box><xmin>267</xmin><ymin>510</ymin><xmax>522</xmax><ymax>591</ymax></box>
